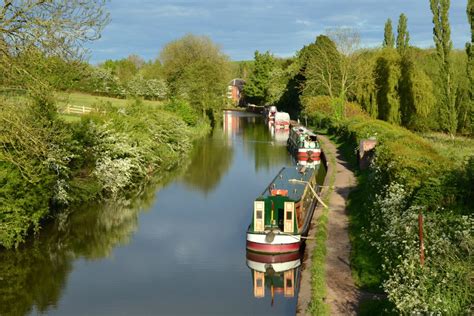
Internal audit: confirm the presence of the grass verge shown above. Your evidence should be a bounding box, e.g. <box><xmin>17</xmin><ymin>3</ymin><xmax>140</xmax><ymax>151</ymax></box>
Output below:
<box><xmin>308</xmin><ymin>136</ymin><xmax>336</xmax><ymax>315</ymax></box>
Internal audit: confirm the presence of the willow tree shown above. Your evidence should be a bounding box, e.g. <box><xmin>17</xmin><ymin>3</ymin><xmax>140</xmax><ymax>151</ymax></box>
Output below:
<box><xmin>430</xmin><ymin>0</ymin><xmax>457</xmax><ymax>134</ymax></box>
<box><xmin>160</xmin><ymin>34</ymin><xmax>231</xmax><ymax>117</ymax></box>
<box><xmin>383</xmin><ymin>19</ymin><xmax>395</xmax><ymax>48</ymax></box>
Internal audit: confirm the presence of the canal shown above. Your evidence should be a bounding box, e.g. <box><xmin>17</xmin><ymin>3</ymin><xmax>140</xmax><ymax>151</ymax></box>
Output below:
<box><xmin>0</xmin><ymin>111</ymin><xmax>326</xmax><ymax>316</ymax></box>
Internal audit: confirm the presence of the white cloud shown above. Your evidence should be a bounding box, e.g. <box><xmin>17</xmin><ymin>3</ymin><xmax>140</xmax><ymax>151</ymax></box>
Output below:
<box><xmin>295</xmin><ymin>19</ymin><xmax>312</xmax><ymax>26</ymax></box>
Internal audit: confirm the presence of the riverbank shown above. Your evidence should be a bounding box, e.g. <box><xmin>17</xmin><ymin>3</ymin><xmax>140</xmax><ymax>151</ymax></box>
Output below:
<box><xmin>0</xmin><ymin>96</ymin><xmax>210</xmax><ymax>249</ymax></box>
<box><xmin>303</xmin><ymin>113</ymin><xmax>473</xmax><ymax>314</ymax></box>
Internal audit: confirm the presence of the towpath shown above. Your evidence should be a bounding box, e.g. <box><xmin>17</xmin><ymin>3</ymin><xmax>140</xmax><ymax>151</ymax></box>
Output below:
<box><xmin>297</xmin><ymin>135</ymin><xmax>360</xmax><ymax>315</ymax></box>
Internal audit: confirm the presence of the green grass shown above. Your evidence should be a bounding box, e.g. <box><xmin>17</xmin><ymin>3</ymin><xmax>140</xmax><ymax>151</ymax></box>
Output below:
<box><xmin>422</xmin><ymin>132</ymin><xmax>474</xmax><ymax>166</ymax></box>
<box><xmin>59</xmin><ymin>114</ymin><xmax>82</xmax><ymax>123</ymax></box>
<box><xmin>57</xmin><ymin>91</ymin><xmax>163</xmax><ymax>109</ymax></box>
<box><xmin>307</xmin><ymin>136</ymin><xmax>336</xmax><ymax>316</ymax></box>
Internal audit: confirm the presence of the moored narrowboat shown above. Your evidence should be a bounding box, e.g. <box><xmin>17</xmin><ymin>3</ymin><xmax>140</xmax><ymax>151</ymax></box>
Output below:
<box><xmin>274</xmin><ymin>112</ymin><xmax>290</xmax><ymax>130</ymax></box>
<box><xmin>287</xmin><ymin>123</ymin><xmax>321</xmax><ymax>166</ymax></box>
<box><xmin>246</xmin><ymin>166</ymin><xmax>319</xmax><ymax>254</ymax></box>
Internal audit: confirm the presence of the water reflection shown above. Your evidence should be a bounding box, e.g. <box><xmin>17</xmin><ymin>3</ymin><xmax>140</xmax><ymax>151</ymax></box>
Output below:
<box><xmin>0</xmin><ymin>171</ymin><xmax>181</xmax><ymax>316</ymax></box>
<box><xmin>181</xmin><ymin>125</ymin><xmax>233</xmax><ymax>194</ymax></box>
<box><xmin>223</xmin><ymin>111</ymin><xmax>292</xmax><ymax>172</ymax></box>
<box><xmin>0</xmin><ymin>111</ymin><xmax>302</xmax><ymax>316</ymax></box>
<box><xmin>246</xmin><ymin>251</ymin><xmax>301</xmax><ymax>305</ymax></box>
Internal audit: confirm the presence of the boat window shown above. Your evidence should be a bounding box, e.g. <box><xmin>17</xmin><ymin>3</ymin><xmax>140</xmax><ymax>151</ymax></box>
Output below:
<box><xmin>286</xmin><ymin>279</ymin><xmax>292</xmax><ymax>287</ymax></box>
<box><xmin>256</xmin><ymin>279</ymin><xmax>263</xmax><ymax>287</ymax></box>
<box><xmin>286</xmin><ymin>211</ymin><xmax>292</xmax><ymax>220</ymax></box>
<box><xmin>256</xmin><ymin>210</ymin><xmax>263</xmax><ymax>219</ymax></box>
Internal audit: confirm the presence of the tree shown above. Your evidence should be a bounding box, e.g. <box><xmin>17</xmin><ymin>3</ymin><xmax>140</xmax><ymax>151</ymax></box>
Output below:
<box><xmin>243</xmin><ymin>51</ymin><xmax>276</xmax><ymax>105</ymax></box>
<box><xmin>465</xmin><ymin>0</ymin><xmax>474</xmax><ymax>133</ymax></box>
<box><xmin>327</xmin><ymin>28</ymin><xmax>367</xmax><ymax>102</ymax></box>
<box><xmin>399</xmin><ymin>53</ymin><xmax>435</xmax><ymax>129</ymax></box>
<box><xmin>303</xmin><ymin>35</ymin><xmax>341</xmax><ymax>98</ymax></box>
<box><xmin>383</xmin><ymin>19</ymin><xmax>395</xmax><ymax>48</ymax></box>
<box><xmin>160</xmin><ymin>34</ymin><xmax>231</xmax><ymax>117</ymax></box>
<box><xmin>0</xmin><ymin>0</ymin><xmax>109</xmax><ymax>96</ymax></box>
<box><xmin>396</xmin><ymin>13</ymin><xmax>410</xmax><ymax>53</ymax></box>
<box><xmin>430</xmin><ymin>0</ymin><xmax>457</xmax><ymax>134</ymax></box>
<box><xmin>375</xmin><ymin>49</ymin><xmax>401</xmax><ymax>124</ymax></box>
<box><xmin>101</xmin><ymin>57</ymin><xmax>140</xmax><ymax>83</ymax></box>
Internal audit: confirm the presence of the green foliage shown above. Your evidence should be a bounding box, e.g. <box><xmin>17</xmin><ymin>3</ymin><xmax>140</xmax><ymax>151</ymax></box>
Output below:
<box><xmin>383</xmin><ymin>19</ymin><xmax>395</xmax><ymax>48</ymax></box>
<box><xmin>354</xmin><ymin>50</ymin><xmax>379</xmax><ymax>118</ymax></box>
<box><xmin>0</xmin><ymin>95</ymin><xmax>207</xmax><ymax>249</ymax></box>
<box><xmin>430</xmin><ymin>0</ymin><xmax>457</xmax><ymax>134</ymax></box>
<box><xmin>101</xmin><ymin>57</ymin><xmax>139</xmax><ymax>83</ymax></box>
<box><xmin>399</xmin><ymin>52</ymin><xmax>435</xmax><ymax>130</ymax></box>
<box><xmin>243</xmin><ymin>51</ymin><xmax>277</xmax><ymax>105</ymax></box>
<box><xmin>160</xmin><ymin>34</ymin><xmax>231</xmax><ymax>116</ymax></box>
<box><xmin>307</xmin><ymin>111</ymin><xmax>472</xmax><ymax>314</ymax></box>
<box><xmin>396</xmin><ymin>14</ymin><xmax>410</xmax><ymax>53</ymax></box>
<box><xmin>375</xmin><ymin>49</ymin><xmax>401</xmax><ymax>124</ymax></box>
<box><xmin>303</xmin><ymin>35</ymin><xmax>342</xmax><ymax>98</ymax></box>
<box><xmin>163</xmin><ymin>99</ymin><xmax>199</xmax><ymax>126</ymax></box>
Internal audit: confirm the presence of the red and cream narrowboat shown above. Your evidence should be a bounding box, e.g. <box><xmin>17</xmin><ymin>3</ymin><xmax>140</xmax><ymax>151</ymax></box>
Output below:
<box><xmin>246</xmin><ymin>166</ymin><xmax>319</xmax><ymax>254</ymax></box>
<box><xmin>287</xmin><ymin>123</ymin><xmax>321</xmax><ymax>166</ymax></box>
<box><xmin>274</xmin><ymin>112</ymin><xmax>290</xmax><ymax>130</ymax></box>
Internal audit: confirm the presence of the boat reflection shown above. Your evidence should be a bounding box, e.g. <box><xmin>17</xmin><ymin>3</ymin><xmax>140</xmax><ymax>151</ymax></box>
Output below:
<box><xmin>268</xmin><ymin>124</ymin><xmax>290</xmax><ymax>145</ymax></box>
<box><xmin>246</xmin><ymin>251</ymin><xmax>301</xmax><ymax>304</ymax></box>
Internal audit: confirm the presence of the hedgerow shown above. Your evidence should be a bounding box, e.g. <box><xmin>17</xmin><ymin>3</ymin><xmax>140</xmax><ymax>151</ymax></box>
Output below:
<box><xmin>0</xmin><ymin>98</ymin><xmax>205</xmax><ymax>248</ymax></box>
<box><xmin>306</xmin><ymin>111</ymin><xmax>473</xmax><ymax>314</ymax></box>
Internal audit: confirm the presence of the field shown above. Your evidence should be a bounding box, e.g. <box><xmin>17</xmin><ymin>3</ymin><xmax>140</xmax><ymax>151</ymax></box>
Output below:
<box><xmin>57</xmin><ymin>92</ymin><xmax>163</xmax><ymax>108</ymax></box>
<box><xmin>422</xmin><ymin>133</ymin><xmax>474</xmax><ymax>165</ymax></box>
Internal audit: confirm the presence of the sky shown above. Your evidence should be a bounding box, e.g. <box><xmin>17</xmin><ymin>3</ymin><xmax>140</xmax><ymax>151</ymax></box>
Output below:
<box><xmin>87</xmin><ymin>0</ymin><xmax>471</xmax><ymax>64</ymax></box>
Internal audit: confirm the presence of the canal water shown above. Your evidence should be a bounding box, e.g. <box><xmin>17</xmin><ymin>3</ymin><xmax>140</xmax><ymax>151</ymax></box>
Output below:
<box><xmin>0</xmin><ymin>111</ymin><xmax>326</xmax><ymax>316</ymax></box>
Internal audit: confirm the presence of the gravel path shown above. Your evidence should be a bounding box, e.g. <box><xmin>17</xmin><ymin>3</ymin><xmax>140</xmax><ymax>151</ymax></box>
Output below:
<box><xmin>320</xmin><ymin>135</ymin><xmax>360</xmax><ymax>315</ymax></box>
<box><xmin>297</xmin><ymin>135</ymin><xmax>360</xmax><ymax>315</ymax></box>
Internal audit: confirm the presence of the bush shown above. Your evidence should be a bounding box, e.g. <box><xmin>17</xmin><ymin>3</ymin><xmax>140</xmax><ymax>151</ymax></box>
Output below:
<box><xmin>163</xmin><ymin>99</ymin><xmax>199</xmax><ymax>126</ymax></box>
<box><xmin>307</xmin><ymin>110</ymin><xmax>473</xmax><ymax>314</ymax></box>
<box><xmin>0</xmin><ymin>97</ymin><xmax>203</xmax><ymax>248</ymax></box>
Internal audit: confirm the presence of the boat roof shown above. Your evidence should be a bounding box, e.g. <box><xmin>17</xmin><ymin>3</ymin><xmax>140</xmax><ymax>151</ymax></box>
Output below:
<box><xmin>260</xmin><ymin>167</ymin><xmax>315</xmax><ymax>201</ymax></box>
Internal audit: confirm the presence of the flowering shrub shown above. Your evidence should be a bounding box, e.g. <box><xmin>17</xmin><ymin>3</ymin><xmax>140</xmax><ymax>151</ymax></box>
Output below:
<box><xmin>307</xmin><ymin>111</ymin><xmax>473</xmax><ymax>313</ymax></box>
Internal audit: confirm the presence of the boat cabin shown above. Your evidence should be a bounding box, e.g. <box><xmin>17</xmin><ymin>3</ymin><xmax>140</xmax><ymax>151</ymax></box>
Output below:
<box><xmin>252</xmin><ymin>167</ymin><xmax>316</xmax><ymax>235</ymax></box>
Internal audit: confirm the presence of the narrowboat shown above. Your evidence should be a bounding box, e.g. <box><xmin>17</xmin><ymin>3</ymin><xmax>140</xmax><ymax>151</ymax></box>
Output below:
<box><xmin>274</xmin><ymin>112</ymin><xmax>290</xmax><ymax>130</ymax></box>
<box><xmin>264</xmin><ymin>105</ymin><xmax>278</xmax><ymax>122</ymax></box>
<box><xmin>246</xmin><ymin>251</ymin><xmax>301</xmax><ymax>300</ymax></box>
<box><xmin>246</xmin><ymin>166</ymin><xmax>319</xmax><ymax>254</ymax></box>
<box><xmin>287</xmin><ymin>123</ymin><xmax>321</xmax><ymax>165</ymax></box>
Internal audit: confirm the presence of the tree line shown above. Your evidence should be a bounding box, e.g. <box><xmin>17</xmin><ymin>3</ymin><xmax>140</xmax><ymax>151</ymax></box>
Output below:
<box><xmin>243</xmin><ymin>0</ymin><xmax>473</xmax><ymax>135</ymax></box>
<box><xmin>0</xmin><ymin>1</ymin><xmax>232</xmax><ymax>248</ymax></box>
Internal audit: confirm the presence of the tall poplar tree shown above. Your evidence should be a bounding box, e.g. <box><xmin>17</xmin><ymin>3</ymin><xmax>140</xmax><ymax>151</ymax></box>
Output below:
<box><xmin>466</xmin><ymin>0</ymin><xmax>474</xmax><ymax>133</ymax></box>
<box><xmin>396</xmin><ymin>14</ymin><xmax>410</xmax><ymax>53</ymax></box>
<box><xmin>430</xmin><ymin>0</ymin><xmax>457</xmax><ymax>134</ymax></box>
<box><xmin>383</xmin><ymin>19</ymin><xmax>395</xmax><ymax>48</ymax></box>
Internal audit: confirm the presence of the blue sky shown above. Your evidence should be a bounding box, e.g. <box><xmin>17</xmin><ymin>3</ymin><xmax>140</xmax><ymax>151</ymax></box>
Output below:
<box><xmin>87</xmin><ymin>0</ymin><xmax>471</xmax><ymax>64</ymax></box>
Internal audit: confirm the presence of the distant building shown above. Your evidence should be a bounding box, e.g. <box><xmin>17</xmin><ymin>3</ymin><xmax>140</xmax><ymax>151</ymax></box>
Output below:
<box><xmin>227</xmin><ymin>78</ymin><xmax>245</xmax><ymax>106</ymax></box>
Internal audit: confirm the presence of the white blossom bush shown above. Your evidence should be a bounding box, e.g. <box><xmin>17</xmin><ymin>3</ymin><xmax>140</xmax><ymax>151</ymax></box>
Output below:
<box><xmin>363</xmin><ymin>168</ymin><xmax>473</xmax><ymax>314</ymax></box>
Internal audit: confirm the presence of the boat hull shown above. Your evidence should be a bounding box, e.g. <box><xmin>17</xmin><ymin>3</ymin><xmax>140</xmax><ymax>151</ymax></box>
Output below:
<box><xmin>246</xmin><ymin>232</ymin><xmax>301</xmax><ymax>254</ymax></box>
